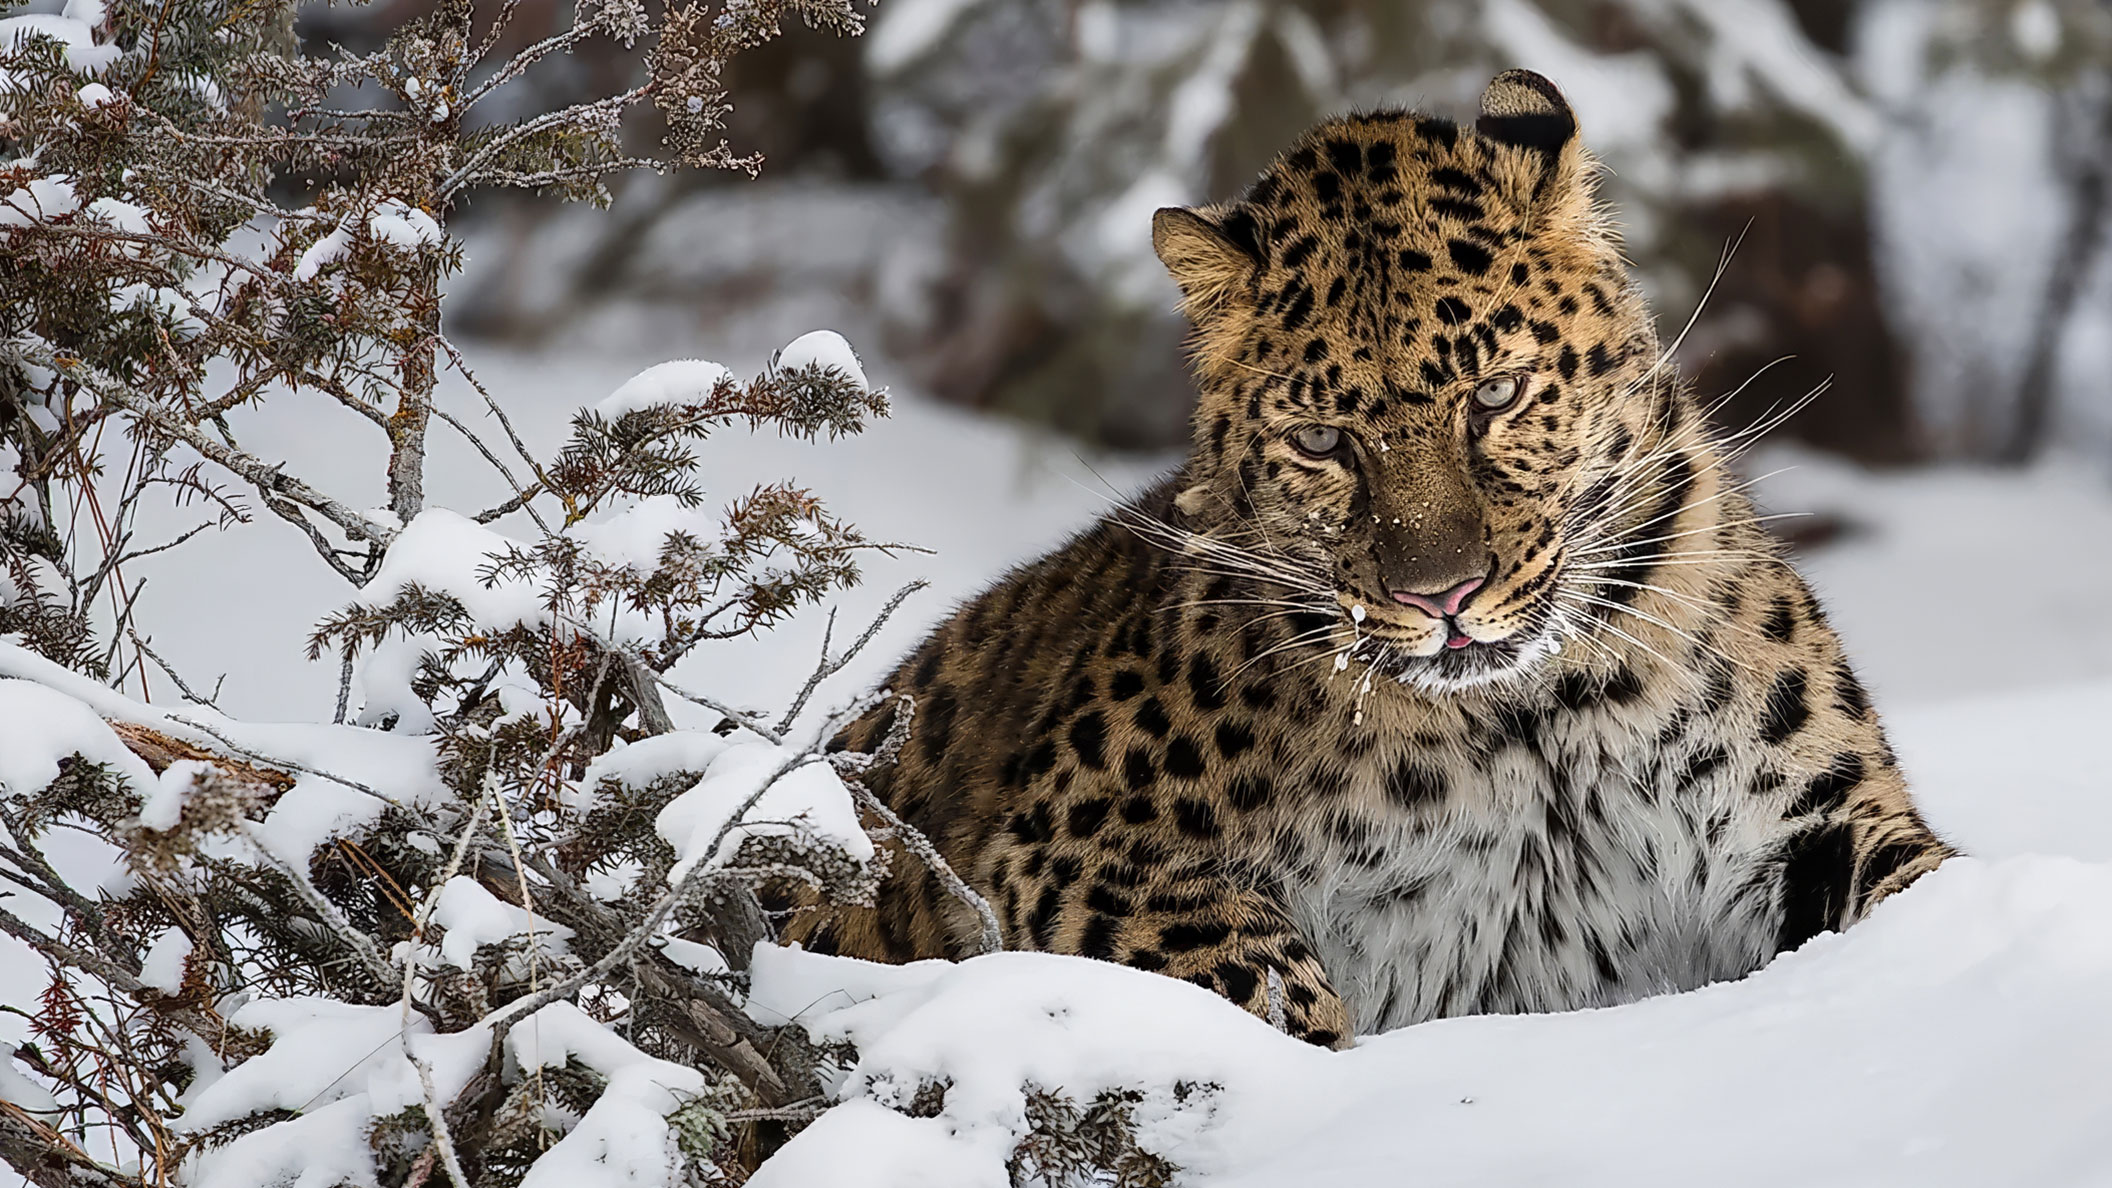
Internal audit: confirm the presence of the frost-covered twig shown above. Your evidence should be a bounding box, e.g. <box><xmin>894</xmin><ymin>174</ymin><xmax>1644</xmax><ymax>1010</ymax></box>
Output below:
<box><xmin>777</xmin><ymin>580</ymin><xmax>929</xmax><ymax>734</ymax></box>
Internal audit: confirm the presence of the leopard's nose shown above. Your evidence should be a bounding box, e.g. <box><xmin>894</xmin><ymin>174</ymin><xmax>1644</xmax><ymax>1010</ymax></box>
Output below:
<box><xmin>1389</xmin><ymin>574</ymin><xmax>1486</xmax><ymax>621</ymax></box>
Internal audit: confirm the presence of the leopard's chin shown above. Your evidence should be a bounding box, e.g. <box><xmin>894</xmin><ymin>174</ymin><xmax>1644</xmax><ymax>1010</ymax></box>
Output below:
<box><xmin>1363</xmin><ymin>628</ymin><xmax>1556</xmax><ymax>693</ymax></box>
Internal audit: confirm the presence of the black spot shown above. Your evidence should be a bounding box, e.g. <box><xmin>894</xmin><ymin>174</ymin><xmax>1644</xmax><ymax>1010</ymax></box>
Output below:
<box><xmin>1068</xmin><ymin>711</ymin><xmax>1108</xmax><ymax>771</ymax></box>
<box><xmin>1085</xmin><ymin>885</ymin><xmax>1130</xmax><ymax>917</ymax></box>
<box><xmin>1080</xmin><ymin>913</ymin><xmax>1121</xmax><ymax>960</ymax></box>
<box><xmin>1109</xmin><ymin>669</ymin><xmax>1145</xmax><ymax>701</ymax></box>
<box><xmin>1120</xmin><ymin>795</ymin><xmax>1157</xmax><ymax>824</ymax></box>
<box><xmin>1311</xmin><ymin>171</ymin><xmax>1341</xmax><ymax>204</ymax></box>
<box><xmin>1124</xmin><ymin>747</ymin><xmax>1157</xmax><ymax>791</ymax></box>
<box><xmin>1416</xmin><ymin>117</ymin><xmax>1459</xmax><ymax>147</ymax></box>
<box><xmin>1228</xmin><ymin>773</ymin><xmax>1273</xmax><ymax>812</ymax></box>
<box><xmin>1159</xmin><ymin>920</ymin><xmax>1232</xmax><ymax>952</ymax></box>
<box><xmin>918</xmin><ymin>688</ymin><xmax>957</xmax><ymax>765</ymax></box>
<box><xmin>1529</xmin><ymin>319</ymin><xmax>1561</xmax><ymax>344</ymax></box>
<box><xmin>1281</xmin><ymin>285</ymin><xmax>1315</xmax><ymax>330</ymax></box>
<box><xmin>1434</xmin><ymin>295</ymin><xmax>1471</xmax><ymax>325</ymax></box>
<box><xmin>1855</xmin><ymin>838</ymin><xmax>1930</xmax><ymax>904</ymax></box>
<box><xmin>1067</xmin><ymin>798</ymin><xmax>1113</xmax><ymax>838</ymax></box>
<box><xmin>1788</xmin><ymin>752</ymin><xmax>1865</xmax><ymax>818</ymax></box>
<box><xmin>1028</xmin><ymin>886</ymin><xmax>1061</xmax><ymax>947</ymax></box>
<box><xmin>1134</xmin><ymin>697</ymin><xmax>1172</xmax><ymax>738</ymax></box>
<box><xmin>1552</xmin><ymin>671</ymin><xmax>1597</xmax><ymax>711</ymax></box>
<box><xmin>1281</xmin><ymin>234</ymin><xmax>1319</xmax><ymax>270</ymax></box>
<box><xmin>1303</xmin><ymin>1029</ymin><xmax>1341</xmax><ymax>1049</ymax></box>
<box><xmin>1777</xmin><ymin>822</ymin><xmax>1854</xmax><ymax>952</ymax></box>
<box><xmin>1396</xmin><ymin>248</ymin><xmax>1433</xmax><ymax>273</ymax></box>
<box><xmin>1216</xmin><ymin>961</ymin><xmax>1260</xmax><ymax>1004</ymax></box>
<box><xmin>1604</xmin><ymin>666</ymin><xmax>1647</xmax><ymax>704</ymax></box>
<box><xmin>1187</xmin><ymin>653</ymin><xmax>1229</xmax><ymax>711</ymax></box>
<box><xmin>1325</xmin><ymin>137</ymin><xmax>1363</xmax><ymax>176</ymax></box>
<box><xmin>1763</xmin><ymin>594</ymin><xmax>1797</xmax><ymax>642</ymax></box>
<box><xmin>1671</xmin><ymin>744</ymin><xmax>1728</xmax><ymax>790</ymax></box>
<box><xmin>1761</xmin><ymin>668</ymin><xmax>1811</xmax><ymax>746</ymax></box>
<box><xmin>1834</xmin><ymin>661</ymin><xmax>1870</xmax><ymax>718</ymax></box>
<box><xmin>1556</xmin><ymin>344</ymin><xmax>1579</xmax><ymax>380</ymax></box>
<box><xmin>1430</xmin><ymin>166</ymin><xmax>1480</xmax><ymax>194</ymax></box>
<box><xmin>1385</xmin><ymin>761</ymin><xmax>1447</xmax><ymax>810</ymax></box>
<box><xmin>1166</xmin><ymin>735</ymin><xmax>1207</xmax><ymax>780</ymax></box>
<box><xmin>1432</xmin><ymin>197</ymin><xmax>1483</xmax><ymax>222</ymax></box>
<box><xmin>1174</xmin><ymin>797</ymin><xmax>1221</xmax><ymax>839</ymax></box>
<box><xmin>1447</xmin><ymin>238</ymin><xmax>1493</xmax><ymax>276</ymax></box>
<box><xmin>1586</xmin><ymin>342</ymin><xmax>1616</xmax><ymax>376</ymax></box>
<box><xmin>1214</xmin><ymin>719</ymin><xmax>1255</xmax><ymax>759</ymax></box>
<box><xmin>1129</xmin><ymin>949</ymin><xmax>1168</xmax><ymax>971</ymax></box>
<box><xmin>1051</xmin><ymin>855</ymin><xmax>1082</xmax><ymax>887</ymax></box>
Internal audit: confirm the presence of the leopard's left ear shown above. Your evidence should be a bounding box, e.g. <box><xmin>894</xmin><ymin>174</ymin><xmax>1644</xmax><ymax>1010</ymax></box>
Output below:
<box><xmin>1153</xmin><ymin>204</ymin><xmax>1266</xmax><ymax>324</ymax></box>
<box><xmin>1476</xmin><ymin>70</ymin><xmax>1589</xmax><ymax>223</ymax></box>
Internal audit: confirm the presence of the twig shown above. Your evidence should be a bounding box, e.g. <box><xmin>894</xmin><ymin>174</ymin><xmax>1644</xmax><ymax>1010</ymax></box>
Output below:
<box><xmin>834</xmin><ymin>695</ymin><xmax>1003</xmax><ymax>955</ymax></box>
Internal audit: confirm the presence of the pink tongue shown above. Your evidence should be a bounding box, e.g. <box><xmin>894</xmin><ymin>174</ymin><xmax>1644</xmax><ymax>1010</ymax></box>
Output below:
<box><xmin>1446</xmin><ymin>634</ymin><xmax>1473</xmax><ymax>650</ymax></box>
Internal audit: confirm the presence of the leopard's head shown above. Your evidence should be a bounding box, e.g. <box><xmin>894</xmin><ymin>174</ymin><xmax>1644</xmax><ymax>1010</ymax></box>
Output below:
<box><xmin>1153</xmin><ymin>70</ymin><xmax>1674</xmax><ymax>692</ymax></box>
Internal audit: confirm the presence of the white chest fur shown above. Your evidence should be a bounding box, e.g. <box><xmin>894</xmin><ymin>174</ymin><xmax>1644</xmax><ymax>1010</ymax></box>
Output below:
<box><xmin>1277</xmin><ymin>729</ymin><xmax>1790</xmax><ymax>1033</ymax></box>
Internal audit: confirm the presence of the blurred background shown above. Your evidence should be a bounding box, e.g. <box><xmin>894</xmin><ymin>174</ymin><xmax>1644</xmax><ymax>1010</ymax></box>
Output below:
<box><xmin>30</xmin><ymin>0</ymin><xmax>2112</xmax><ymax>729</ymax></box>
<box><xmin>304</xmin><ymin>0</ymin><xmax>2112</xmax><ymax>465</ymax></box>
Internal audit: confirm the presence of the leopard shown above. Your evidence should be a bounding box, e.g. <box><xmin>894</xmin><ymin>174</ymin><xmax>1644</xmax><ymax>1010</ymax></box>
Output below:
<box><xmin>789</xmin><ymin>69</ymin><xmax>1955</xmax><ymax>1048</ymax></box>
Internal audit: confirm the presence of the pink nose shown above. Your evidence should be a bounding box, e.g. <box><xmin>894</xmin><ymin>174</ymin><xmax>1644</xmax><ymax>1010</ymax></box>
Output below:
<box><xmin>1390</xmin><ymin>576</ymin><xmax>1484</xmax><ymax>621</ymax></box>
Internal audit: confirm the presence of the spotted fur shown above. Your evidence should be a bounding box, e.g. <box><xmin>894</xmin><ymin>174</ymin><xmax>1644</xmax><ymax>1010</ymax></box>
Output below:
<box><xmin>789</xmin><ymin>71</ymin><xmax>1954</xmax><ymax>1046</ymax></box>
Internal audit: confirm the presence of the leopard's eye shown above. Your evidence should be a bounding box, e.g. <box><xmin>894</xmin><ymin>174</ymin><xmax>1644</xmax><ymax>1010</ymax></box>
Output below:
<box><xmin>1473</xmin><ymin>376</ymin><xmax>1523</xmax><ymax>412</ymax></box>
<box><xmin>1291</xmin><ymin>424</ymin><xmax>1344</xmax><ymax>458</ymax></box>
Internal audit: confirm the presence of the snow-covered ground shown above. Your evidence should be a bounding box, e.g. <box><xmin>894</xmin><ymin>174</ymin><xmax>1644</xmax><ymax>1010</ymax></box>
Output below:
<box><xmin>35</xmin><ymin>343</ymin><xmax>2112</xmax><ymax>1185</ymax></box>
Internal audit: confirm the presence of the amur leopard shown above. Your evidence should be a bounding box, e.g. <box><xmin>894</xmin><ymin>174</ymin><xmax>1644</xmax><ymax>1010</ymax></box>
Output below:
<box><xmin>791</xmin><ymin>69</ymin><xmax>1954</xmax><ymax>1046</ymax></box>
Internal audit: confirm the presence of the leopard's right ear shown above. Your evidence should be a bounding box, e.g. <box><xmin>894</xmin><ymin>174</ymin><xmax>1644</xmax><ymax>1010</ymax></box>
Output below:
<box><xmin>1152</xmin><ymin>204</ymin><xmax>1265</xmax><ymax>322</ymax></box>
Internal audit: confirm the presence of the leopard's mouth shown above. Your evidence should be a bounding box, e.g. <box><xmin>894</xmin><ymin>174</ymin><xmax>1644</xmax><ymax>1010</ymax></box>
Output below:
<box><xmin>1335</xmin><ymin>594</ymin><xmax>1557</xmax><ymax>691</ymax></box>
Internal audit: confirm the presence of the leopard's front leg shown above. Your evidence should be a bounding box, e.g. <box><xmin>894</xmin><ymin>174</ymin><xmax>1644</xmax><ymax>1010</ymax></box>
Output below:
<box><xmin>1028</xmin><ymin>858</ymin><xmax>1351</xmax><ymax>1049</ymax></box>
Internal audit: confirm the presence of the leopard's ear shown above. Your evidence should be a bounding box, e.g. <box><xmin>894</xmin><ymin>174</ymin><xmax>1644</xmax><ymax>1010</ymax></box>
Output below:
<box><xmin>1475</xmin><ymin>70</ymin><xmax>1592</xmax><ymax>231</ymax></box>
<box><xmin>1476</xmin><ymin>69</ymin><xmax>1577</xmax><ymax>156</ymax></box>
<box><xmin>1152</xmin><ymin>204</ymin><xmax>1266</xmax><ymax>322</ymax></box>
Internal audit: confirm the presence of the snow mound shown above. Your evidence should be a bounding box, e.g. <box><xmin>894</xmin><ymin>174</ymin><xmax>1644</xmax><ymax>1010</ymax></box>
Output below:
<box><xmin>755</xmin><ymin>856</ymin><xmax>2112</xmax><ymax>1187</ymax></box>
<box><xmin>656</xmin><ymin>738</ymin><xmax>873</xmax><ymax>883</ymax></box>
<box><xmin>773</xmin><ymin>329</ymin><xmax>869</xmax><ymax>390</ymax></box>
<box><xmin>596</xmin><ymin>358</ymin><xmax>734</xmax><ymax>417</ymax></box>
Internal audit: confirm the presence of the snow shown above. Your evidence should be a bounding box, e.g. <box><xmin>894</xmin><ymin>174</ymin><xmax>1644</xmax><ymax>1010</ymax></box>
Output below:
<box><xmin>773</xmin><ymin>329</ymin><xmax>869</xmax><ymax>391</ymax></box>
<box><xmin>139</xmin><ymin>926</ymin><xmax>193</xmax><ymax>994</ymax></box>
<box><xmin>365</xmin><ymin>198</ymin><xmax>441</xmax><ymax>249</ymax></box>
<box><xmin>0</xmin><ymin>677</ymin><xmax>155</xmax><ymax>799</ymax></box>
<box><xmin>179</xmin><ymin>997</ymin><xmax>492</xmax><ymax>1188</ymax></box>
<box><xmin>596</xmin><ymin>358</ymin><xmax>734</xmax><ymax>417</ymax></box>
<box><xmin>0</xmin><ymin>13</ymin><xmax>120</xmax><ymax>75</ymax></box>
<box><xmin>756</xmin><ymin>856</ymin><xmax>2112</xmax><ymax>1186</ymax></box>
<box><xmin>138</xmin><ymin>757</ymin><xmax>210</xmax><ymax>830</ymax></box>
<box><xmin>508</xmin><ymin>1001</ymin><xmax>708</xmax><ymax>1188</ymax></box>
<box><xmin>0</xmin><ymin>175</ymin><xmax>80</xmax><ymax>227</ymax></box>
<box><xmin>578</xmin><ymin>728</ymin><xmax>732</xmax><ymax>806</ymax></box>
<box><xmin>75</xmin><ymin>80</ymin><xmax>114</xmax><ymax>106</ymax></box>
<box><xmin>656</xmin><ymin>738</ymin><xmax>874</xmax><ymax>884</ymax></box>
<box><xmin>429</xmin><ymin>875</ymin><xmax>573</xmax><ymax>969</ymax></box>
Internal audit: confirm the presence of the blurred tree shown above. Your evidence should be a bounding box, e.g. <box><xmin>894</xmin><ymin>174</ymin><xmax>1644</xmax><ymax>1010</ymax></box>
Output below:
<box><xmin>862</xmin><ymin>0</ymin><xmax>1929</xmax><ymax>457</ymax></box>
